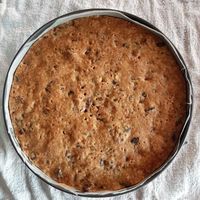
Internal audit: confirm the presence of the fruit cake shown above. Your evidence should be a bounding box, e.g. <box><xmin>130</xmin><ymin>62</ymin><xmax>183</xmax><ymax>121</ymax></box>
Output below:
<box><xmin>9</xmin><ymin>16</ymin><xmax>187</xmax><ymax>192</ymax></box>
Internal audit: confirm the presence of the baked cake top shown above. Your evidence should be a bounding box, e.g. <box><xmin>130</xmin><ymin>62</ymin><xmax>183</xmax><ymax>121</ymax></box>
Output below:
<box><xmin>9</xmin><ymin>16</ymin><xmax>187</xmax><ymax>192</ymax></box>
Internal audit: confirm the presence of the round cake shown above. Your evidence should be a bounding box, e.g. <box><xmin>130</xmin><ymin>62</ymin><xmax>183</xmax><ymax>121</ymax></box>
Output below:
<box><xmin>9</xmin><ymin>16</ymin><xmax>187</xmax><ymax>192</ymax></box>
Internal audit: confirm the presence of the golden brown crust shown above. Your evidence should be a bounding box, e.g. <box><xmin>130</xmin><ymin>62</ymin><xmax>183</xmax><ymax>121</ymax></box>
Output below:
<box><xmin>9</xmin><ymin>16</ymin><xmax>187</xmax><ymax>192</ymax></box>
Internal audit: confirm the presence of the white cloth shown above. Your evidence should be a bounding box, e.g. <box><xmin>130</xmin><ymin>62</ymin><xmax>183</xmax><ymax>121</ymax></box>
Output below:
<box><xmin>0</xmin><ymin>0</ymin><xmax>200</xmax><ymax>199</ymax></box>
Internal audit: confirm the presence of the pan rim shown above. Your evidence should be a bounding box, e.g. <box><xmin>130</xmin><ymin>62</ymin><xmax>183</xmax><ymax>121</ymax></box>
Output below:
<box><xmin>2</xmin><ymin>8</ymin><xmax>193</xmax><ymax>197</ymax></box>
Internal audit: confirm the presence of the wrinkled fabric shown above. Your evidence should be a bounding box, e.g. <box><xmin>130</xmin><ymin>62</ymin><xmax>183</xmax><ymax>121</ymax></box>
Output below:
<box><xmin>0</xmin><ymin>0</ymin><xmax>200</xmax><ymax>199</ymax></box>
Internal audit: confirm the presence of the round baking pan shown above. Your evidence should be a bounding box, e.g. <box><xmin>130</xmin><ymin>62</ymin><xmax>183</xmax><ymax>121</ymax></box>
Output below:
<box><xmin>3</xmin><ymin>9</ymin><xmax>193</xmax><ymax>197</ymax></box>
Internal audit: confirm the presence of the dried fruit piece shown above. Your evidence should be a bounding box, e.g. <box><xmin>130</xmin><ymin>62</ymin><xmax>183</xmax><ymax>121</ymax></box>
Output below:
<box><xmin>112</xmin><ymin>79</ymin><xmax>118</xmax><ymax>85</ymax></box>
<box><xmin>15</xmin><ymin>96</ymin><xmax>24</xmax><ymax>104</ymax></box>
<box><xmin>82</xmin><ymin>181</ymin><xmax>92</xmax><ymax>192</ymax></box>
<box><xmin>68</xmin><ymin>90</ymin><xmax>74</xmax><ymax>96</ymax></box>
<box><xmin>122</xmin><ymin>43</ymin><xmax>129</xmax><ymax>48</ymax></box>
<box><xmin>45</xmin><ymin>81</ymin><xmax>54</xmax><ymax>93</ymax></box>
<box><xmin>76</xmin><ymin>143</ymin><xmax>81</xmax><ymax>148</ymax></box>
<box><xmin>15</xmin><ymin>76</ymin><xmax>19</xmax><ymax>82</ymax></box>
<box><xmin>145</xmin><ymin>107</ymin><xmax>155</xmax><ymax>113</ymax></box>
<box><xmin>131</xmin><ymin>137</ymin><xmax>139</xmax><ymax>145</ymax></box>
<box><xmin>142</xmin><ymin>92</ymin><xmax>147</xmax><ymax>98</ymax></box>
<box><xmin>65</xmin><ymin>151</ymin><xmax>75</xmax><ymax>163</ymax></box>
<box><xmin>85</xmin><ymin>47</ymin><xmax>92</xmax><ymax>55</ymax></box>
<box><xmin>156</xmin><ymin>40</ymin><xmax>165</xmax><ymax>47</ymax></box>
<box><xmin>140</xmin><ymin>92</ymin><xmax>147</xmax><ymax>103</ymax></box>
<box><xmin>126</xmin><ymin>156</ymin><xmax>130</xmax><ymax>162</ymax></box>
<box><xmin>85</xmin><ymin>97</ymin><xmax>92</xmax><ymax>111</ymax></box>
<box><xmin>43</xmin><ymin>107</ymin><xmax>50</xmax><ymax>115</ymax></box>
<box><xmin>30</xmin><ymin>152</ymin><xmax>36</xmax><ymax>160</ymax></box>
<box><xmin>119</xmin><ymin>181</ymin><xmax>132</xmax><ymax>187</ymax></box>
<box><xmin>19</xmin><ymin>128</ymin><xmax>25</xmax><ymax>135</ymax></box>
<box><xmin>124</xmin><ymin>127</ymin><xmax>131</xmax><ymax>133</ymax></box>
<box><xmin>61</xmin><ymin>49</ymin><xmax>73</xmax><ymax>60</ymax></box>
<box><xmin>99</xmin><ymin>159</ymin><xmax>105</xmax><ymax>166</ymax></box>
<box><xmin>55</xmin><ymin>168</ymin><xmax>63</xmax><ymax>179</ymax></box>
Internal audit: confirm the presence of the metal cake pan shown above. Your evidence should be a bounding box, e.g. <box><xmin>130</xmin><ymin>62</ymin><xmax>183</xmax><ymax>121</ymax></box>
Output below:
<box><xmin>3</xmin><ymin>9</ymin><xmax>193</xmax><ymax>197</ymax></box>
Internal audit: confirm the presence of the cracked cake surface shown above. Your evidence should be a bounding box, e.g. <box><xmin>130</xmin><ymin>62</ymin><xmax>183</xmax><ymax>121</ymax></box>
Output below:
<box><xmin>9</xmin><ymin>16</ymin><xmax>187</xmax><ymax>192</ymax></box>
